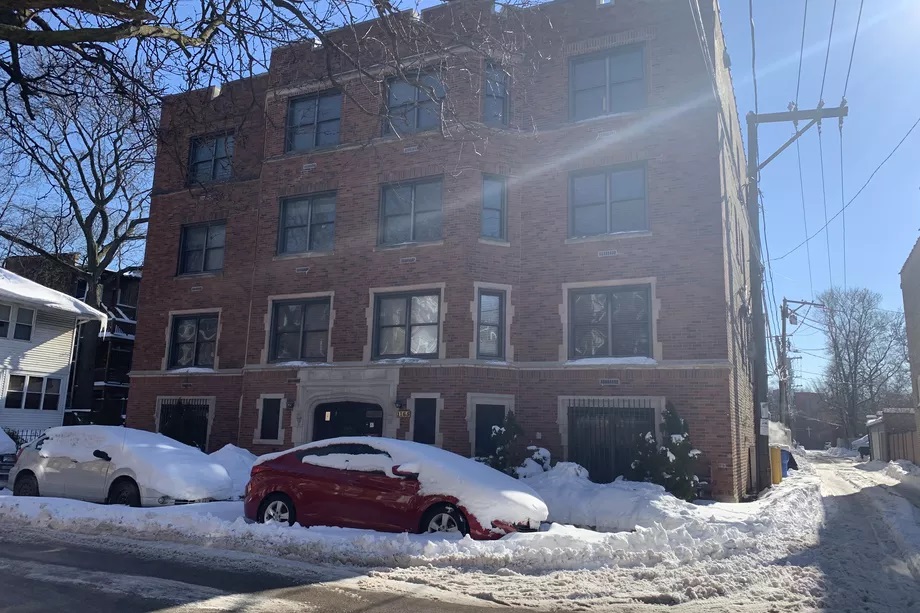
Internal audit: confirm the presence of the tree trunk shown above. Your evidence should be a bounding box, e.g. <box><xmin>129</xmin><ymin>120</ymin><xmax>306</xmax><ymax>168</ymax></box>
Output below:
<box><xmin>71</xmin><ymin>278</ymin><xmax>102</xmax><ymax>410</ymax></box>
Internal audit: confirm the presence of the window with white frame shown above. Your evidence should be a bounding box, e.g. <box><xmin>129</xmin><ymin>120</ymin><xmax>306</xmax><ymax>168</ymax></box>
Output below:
<box><xmin>4</xmin><ymin>375</ymin><xmax>62</xmax><ymax>410</ymax></box>
<box><xmin>0</xmin><ymin>304</ymin><xmax>35</xmax><ymax>341</ymax></box>
<box><xmin>256</xmin><ymin>396</ymin><xmax>284</xmax><ymax>442</ymax></box>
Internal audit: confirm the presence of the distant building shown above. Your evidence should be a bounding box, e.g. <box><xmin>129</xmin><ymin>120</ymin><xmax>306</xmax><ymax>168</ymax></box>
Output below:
<box><xmin>790</xmin><ymin>391</ymin><xmax>843</xmax><ymax>449</ymax></box>
<box><xmin>899</xmin><ymin>238</ymin><xmax>920</xmax><ymax>456</ymax></box>
<box><xmin>0</xmin><ymin>269</ymin><xmax>106</xmax><ymax>436</ymax></box>
<box><xmin>3</xmin><ymin>255</ymin><xmax>140</xmax><ymax>424</ymax></box>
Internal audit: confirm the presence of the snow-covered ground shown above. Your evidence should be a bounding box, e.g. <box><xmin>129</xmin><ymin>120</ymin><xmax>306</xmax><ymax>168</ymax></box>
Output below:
<box><xmin>3</xmin><ymin>453</ymin><xmax>919</xmax><ymax>610</ymax></box>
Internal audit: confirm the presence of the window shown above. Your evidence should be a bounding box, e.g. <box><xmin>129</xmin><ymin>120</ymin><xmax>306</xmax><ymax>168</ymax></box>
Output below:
<box><xmin>474</xmin><ymin>404</ymin><xmax>505</xmax><ymax>457</ymax></box>
<box><xmin>569</xmin><ymin>165</ymin><xmax>646</xmax><ymax>237</ymax></box>
<box><xmin>374</xmin><ymin>292</ymin><xmax>440</xmax><ymax>359</ymax></box>
<box><xmin>385</xmin><ymin>72</ymin><xmax>445</xmax><ymax>134</ymax></box>
<box><xmin>477</xmin><ymin>291</ymin><xmax>504</xmax><ymax>359</ymax></box>
<box><xmin>287</xmin><ymin>92</ymin><xmax>342</xmax><ymax>151</ymax></box>
<box><xmin>168</xmin><ymin>313</ymin><xmax>218</xmax><ymax>369</ymax></box>
<box><xmin>481</xmin><ymin>175</ymin><xmax>507</xmax><ymax>240</ymax></box>
<box><xmin>570</xmin><ymin>46</ymin><xmax>645</xmax><ymax>120</ymax></box>
<box><xmin>116</xmin><ymin>284</ymin><xmax>139</xmax><ymax>307</ymax></box>
<box><xmin>179</xmin><ymin>222</ymin><xmax>226</xmax><ymax>274</ymax></box>
<box><xmin>270</xmin><ymin>298</ymin><xmax>331</xmax><ymax>362</ymax></box>
<box><xmin>379</xmin><ymin>179</ymin><xmax>442</xmax><ymax>245</ymax></box>
<box><xmin>412</xmin><ymin>398</ymin><xmax>437</xmax><ymax>445</ymax></box>
<box><xmin>483</xmin><ymin>63</ymin><xmax>509</xmax><ymax>126</ymax></box>
<box><xmin>259</xmin><ymin>397</ymin><xmax>283</xmax><ymax>441</ymax></box>
<box><xmin>569</xmin><ymin>286</ymin><xmax>651</xmax><ymax>359</ymax></box>
<box><xmin>189</xmin><ymin>134</ymin><xmax>234</xmax><ymax>183</ymax></box>
<box><xmin>0</xmin><ymin>304</ymin><xmax>34</xmax><ymax>341</ymax></box>
<box><xmin>4</xmin><ymin>375</ymin><xmax>61</xmax><ymax>410</ymax></box>
<box><xmin>278</xmin><ymin>194</ymin><xmax>335</xmax><ymax>254</ymax></box>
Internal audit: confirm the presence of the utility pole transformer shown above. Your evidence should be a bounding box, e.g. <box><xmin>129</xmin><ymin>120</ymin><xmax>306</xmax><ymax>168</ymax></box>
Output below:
<box><xmin>747</xmin><ymin>103</ymin><xmax>847</xmax><ymax>493</ymax></box>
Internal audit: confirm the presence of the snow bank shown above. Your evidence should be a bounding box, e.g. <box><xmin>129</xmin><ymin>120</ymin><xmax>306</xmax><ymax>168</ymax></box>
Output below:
<box><xmin>0</xmin><ymin>429</ymin><xmax>16</xmax><ymax>454</ymax></box>
<box><xmin>0</xmin><ymin>268</ymin><xmax>106</xmax><ymax>322</ymax></box>
<box><xmin>0</xmin><ymin>467</ymin><xmax>824</xmax><ymax>585</ymax></box>
<box><xmin>851</xmin><ymin>435</ymin><xmax>869</xmax><ymax>448</ymax></box>
<box><xmin>209</xmin><ymin>444</ymin><xmax>256</xmax><ymax>499</ymax></box>
<box><xmin>824</xmin><ymin>447</ymin><xmax>859</xmax><ymax>458</ymax></box>
<box><xmin>41</xmin><ymin>426</ymin><xmax>233</xmax><ymax>501</ymax></box>
<box><xmin>521</xmin><ymin>462</ymin><xmax>693</xmax><ymax>532</ymax></box>
<box><xmin>257</xmin><ymin>437</ymin><xmax>547</xmax><ymax>529</ymax></box>
<box><xmin>882</xmin><ymin>459</ymin><xmax>920</xmax><ymax>481</ymax></box>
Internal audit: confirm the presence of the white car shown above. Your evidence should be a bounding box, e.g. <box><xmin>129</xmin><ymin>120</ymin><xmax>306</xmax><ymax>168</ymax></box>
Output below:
<box><xmin>9</xmin><ymin>426</ymin><xmax>234</xmax><ymax>506</ymax></box>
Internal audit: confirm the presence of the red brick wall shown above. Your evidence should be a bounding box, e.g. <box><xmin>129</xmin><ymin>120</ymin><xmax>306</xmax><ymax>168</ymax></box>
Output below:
<box><xmin>128</xmin><ymin>0</ymin><xmax>753</xmax><ymax>500</ymax></box>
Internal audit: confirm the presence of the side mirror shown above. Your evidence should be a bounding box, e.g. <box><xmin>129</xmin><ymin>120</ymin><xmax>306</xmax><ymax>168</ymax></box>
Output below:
<box><xmin>92</xmin><ymin>449</ymin><xmax>111</xmax><ymax>462</ymax></box>
<box><xmin>392</xmin><ymin>463</ymin><xmax>420</xmax><ymax>480</ymax></box>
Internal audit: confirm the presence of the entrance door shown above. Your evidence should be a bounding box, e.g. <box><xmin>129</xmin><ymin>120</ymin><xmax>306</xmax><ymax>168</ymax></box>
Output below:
<box><xmin>568</xmin><ymin>402</ymin><xmax>655</xmax><ymax>483</ymax></box>
<box><xmin>158</xmin><ymin>399</ymin><xmax>210</xmax><ymax>450</ymax></box>
<box><xmin>313</xmin><ymin>402</ymin><xmax>384</xmax><ymax>441</ymax></box>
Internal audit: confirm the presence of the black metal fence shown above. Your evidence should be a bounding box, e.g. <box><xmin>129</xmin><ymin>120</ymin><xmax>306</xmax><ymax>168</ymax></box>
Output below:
<box><xmin>2</xmin><ymin>427</ymin><xmax>46</xmax><ymax>447</ymax></box>
<box><xmin>567</xmin><ymin>397</ymin><xmax>656</xmax><ymax>483</ymax></box>
<box><xmin>158</xmin><ymin>398</ymin><xmax>210</xmax><ymax>450</ymax></box>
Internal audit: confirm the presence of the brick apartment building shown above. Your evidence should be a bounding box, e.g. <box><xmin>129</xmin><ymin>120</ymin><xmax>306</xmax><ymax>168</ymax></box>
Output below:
<box><xmin>900</xmin><ymin>238</ymin><xmax>920</xmax><ymax>449</ymax></box>
<box><xmin>127</xmin><ymin>0</ymin><xmax>756</xmax><ymax>500</ymax></box>
<box><xmin>790</xmin><ymin>391</ymin><xmax>843</xmax><ymax>450</ymax></box>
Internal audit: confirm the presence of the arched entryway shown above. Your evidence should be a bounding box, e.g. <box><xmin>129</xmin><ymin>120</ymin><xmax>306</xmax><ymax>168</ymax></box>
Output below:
<box><xmin>313</xmin><ymin>402</ymin><xmax>384</xmax><ymax>441</ymax></box>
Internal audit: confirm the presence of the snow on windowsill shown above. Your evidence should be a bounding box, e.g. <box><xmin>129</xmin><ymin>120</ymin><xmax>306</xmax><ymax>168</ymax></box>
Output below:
<box><xmin>564</xmin><ymin>357</ymin><xmax>658</xmax><ymax>366</ymax></box>
<box><xmin>271</xmin><ymin>361</ymin><xmax>332</xmax><ymax>368</ymax></box>
<box><xmin>374</xmin><ymin>357</ymin><xmax>430</xmax><ymax>365</ymax></box>
<box><xmin>168</xmin><ymin>367</ymin><xmax>216</xmax><ymax>374</ymax></box>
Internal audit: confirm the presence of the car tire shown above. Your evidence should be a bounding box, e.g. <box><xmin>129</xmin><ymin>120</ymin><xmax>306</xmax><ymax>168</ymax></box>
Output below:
<box><xmin>13</xmin><ymin>472</ymin><xmax>39</xmax><ymax>497</ymax></box>
<box><xmin>108</xmin><ymin>479</ymin><xmax>141</xmax><ymax>507</ymax></box>
<box><xmin>421</xmin><ymin>503</ymin><xmax>469</xmax><ymax>536</ymax></box>
<box><xmin>258</xmin><ymin>493</ymin><xmax>297</xmax><ymax>526</ymax></box>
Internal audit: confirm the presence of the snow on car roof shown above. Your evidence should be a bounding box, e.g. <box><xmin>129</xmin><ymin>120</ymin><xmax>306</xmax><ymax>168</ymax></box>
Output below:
<box><xmin>256</xmin><ymin>436</ymin><xmax>548</xmax><ymax>529</ymax></box>
<box><xmin>0</xmin><ymin>268</ymin><xmax>106</xmax><ymax>322</ymax></box>
<box><xmin>42</xmin><ymin>426</ymin><xmax>232</xmax><ymax>501</ymax></box>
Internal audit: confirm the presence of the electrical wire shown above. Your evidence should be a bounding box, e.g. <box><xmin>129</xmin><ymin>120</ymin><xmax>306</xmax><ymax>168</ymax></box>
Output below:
<box><xmin>839</xmin><ymin>123</ymin><xmax>847</xmax><ymax>288</ymax></box>
<box><xmin>775</xmin><ymin>111</ymin><xmax>920</xmax><ymax>261</ymax></box>
<box><xmin>817</xmin><ymin>128</ymin><xmax>834</xmax><ymax>287</ymax></box>
<box><xmin>795</xmin><ymin>0</ymin><xmax>809</xmax><ymax>105</ymax></box>
<box><xmin>794</xmin><ymin>139</ymin><xmax>815</xmax><ymax>297</ymax></box>
<box><xmin>749</xmin><ymin>0</ymin><xmax>759</xmax><ymax>114</ymax></box>
<box><xmin>843</xmin><ymin>0</ymin><xmax>865</xmax><ymax>98</ymax></box>
<box><xmin>819</xmin><ymin>0</ymin><xmax>838</xmax><ymax>103</ymax></box>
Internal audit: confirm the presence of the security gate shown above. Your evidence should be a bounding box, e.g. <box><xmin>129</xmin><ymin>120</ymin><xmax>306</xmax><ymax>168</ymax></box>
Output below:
<box><xmin>567</xmin><ymin>398</ymin><xmax>656</xmax><ymax>483</ymax></box>
<box><xmin>158</xmin><ymin>398</ymin><xmax>210</xmax><ymax>450</ymax></box>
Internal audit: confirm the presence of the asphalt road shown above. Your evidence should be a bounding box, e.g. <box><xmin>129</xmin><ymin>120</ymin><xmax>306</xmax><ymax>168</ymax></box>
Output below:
<box><xmin>0</xmin><ymin>525</ymin><xmax>523</xmax><ymax>613</ymax></box>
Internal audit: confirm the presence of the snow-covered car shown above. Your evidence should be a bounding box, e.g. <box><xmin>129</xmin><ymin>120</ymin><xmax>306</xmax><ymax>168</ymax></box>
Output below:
<box><xmin>9</xmin><ymin>426</ymin><xmax>234</xmax><ymax>506</ymax></box>
<box><xmin>245</xmin><ymin>437</ymin><xmax>549</xmax><ymax>539</ymax></box>
<box><xmin>0</xmin><ymin>429</ymin><xmax>18</xmax><ymax>487</ymax></box>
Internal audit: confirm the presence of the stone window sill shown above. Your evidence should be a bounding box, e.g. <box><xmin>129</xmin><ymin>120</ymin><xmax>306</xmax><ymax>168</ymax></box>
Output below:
<box><xmin>478</xmin><ymin>237</ymin><xmax>511</xmax><ymax>247</ymax></box>
<box><xmin>273</xmin><ymin>251</ymin><xmax>333</xmax><ymax>261</ymax></box>
<box><xmin>565</xmin><ymin>231</ymin><xmax>651</xmax><ymax>245</ymax></box>
<box><xmin>374</xmin><ymin>240</ymin><xmax>445</xmax><ymax>252</ymax></box>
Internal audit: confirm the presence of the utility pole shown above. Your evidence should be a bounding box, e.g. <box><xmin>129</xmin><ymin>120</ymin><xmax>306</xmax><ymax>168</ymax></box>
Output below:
<box><xmin>778</xmin><ymin>298</ymin><xmax>825</xmax><ymax>429</ymax></box>
<box><xmin>747</xmin><ymin>103</ymin><xmax>847</xmax><ymax>492</ymax></box>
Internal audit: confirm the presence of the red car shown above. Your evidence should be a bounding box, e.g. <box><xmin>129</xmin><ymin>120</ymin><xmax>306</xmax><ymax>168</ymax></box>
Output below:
<box><xmin>244</xmin><ymin>437</ymin><xmax>548</xmax><ymax>540</ymax></box>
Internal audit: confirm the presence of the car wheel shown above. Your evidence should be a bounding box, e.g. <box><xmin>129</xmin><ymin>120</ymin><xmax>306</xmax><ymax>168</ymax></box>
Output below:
<box><xmin>13</xmin><ymin>473</ymin><xmax>39</xmax><ymax>497</ymax></box>
<box><xmin>258</xmin><ymin>493</ymin><xmax>296</xmax><ymax>526</ymax></box>
<box><xmin>108</xmin><ymin>479</ymin><xmax>141</xmax><ymax>507</ymax></box>
<box><xmin>422</xmin><ymin>504</ymin><xmax>468</xmax><ymax>536</ymax></box>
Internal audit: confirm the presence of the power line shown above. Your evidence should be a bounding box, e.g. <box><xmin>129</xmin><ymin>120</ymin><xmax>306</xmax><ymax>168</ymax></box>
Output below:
<box><xmin>775</xmin><ymin>111</ymin><xmax>920</xmax><ymax>261</ymax></box>
<box><xmin>795</xmin><ymin>0</ymin><xmax>809</xmax><ymax>104</ymax></box>
<box><xmin>795</xmin><ymin>139</ymin><xmax>815</xmax><ymax>297</ymax></box>
<box><xmin>843</xmin><ymin>0</ymin><xmax>865</xmax><ymax>97</ymax></box>
<box><xmin>749</xmin><ymin>0</ymin><xmax>759</xmax><ymax>114</ymax></box>
<box><xmin>817</xmin><ymin>127</ymin><xmax>834</xmax><ymax>287</ymax></box>
<box><xmin>819</xmin><ymin>0</ymin><xmax>838</xmax><ymax>102</ymax></box>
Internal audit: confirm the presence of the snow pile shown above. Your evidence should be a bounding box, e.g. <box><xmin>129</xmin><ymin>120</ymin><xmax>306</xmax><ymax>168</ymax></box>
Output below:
<box><xmin>41</xmin><ymin>426</ymin><xmax>233</xmax><ymax>501</ymax></box>
<box><xmin>851</xmin><ymin>434</ymin><xmax>869</xmax><ymax>448</ymax></box>
<box><xmin>521</xmin><ymin>462</ymin><xmax>693</xmax><ymax>532</ymax></box>
<box><xmin>0</xmin><ymin>429</ymin><xmax>16</xmax><ymax>454</ymax></box>
<box><xmin>258</xmin><ymin>437</ymin><xmax>548</xmax><ymax>529</ymax></box>
<box><xmin>209</xmin><ymin>444</ymin><xmax>256</xmax><ymax>499</ymax></box>
<box><xmin>882</xmin><ymin>459</ymin><xmax>920</xmax><ymax>481</ymax></box>
<box><xmin>0</xmin><ymin>268</ymin><xmax>106</xmax><ymax>322</ymax></box>
<box><xmin>824</xmin><ymin>446</ymin><xmax>860</xmax><ymax>458</ymax></box>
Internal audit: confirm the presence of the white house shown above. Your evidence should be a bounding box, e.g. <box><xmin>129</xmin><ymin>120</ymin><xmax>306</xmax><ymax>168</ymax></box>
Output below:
<box><xmin>0</xmin><ymin>269</ymin><xmax>106</xmax><ymax>435</ymax></box>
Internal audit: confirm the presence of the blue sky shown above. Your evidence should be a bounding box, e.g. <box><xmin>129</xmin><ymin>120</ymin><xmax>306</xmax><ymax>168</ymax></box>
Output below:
<box><xmin>719</xmin><ymin>0</ymin><xmax>920</xmax><ymax>385</ymax></box>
